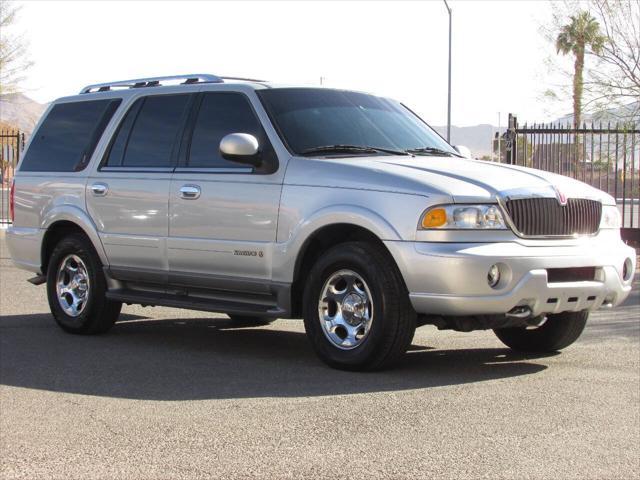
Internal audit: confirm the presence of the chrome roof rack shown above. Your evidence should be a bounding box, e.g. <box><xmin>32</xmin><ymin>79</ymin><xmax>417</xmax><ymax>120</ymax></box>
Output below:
<box><xmin>79</xmin><ymin>74</ymin><xmax>224</xmax><ymax>94</ymax></box>
<box><xmin>220</xmin><ymin>76</ymin><xmax>268</xmax><ymax>83</ymax></box>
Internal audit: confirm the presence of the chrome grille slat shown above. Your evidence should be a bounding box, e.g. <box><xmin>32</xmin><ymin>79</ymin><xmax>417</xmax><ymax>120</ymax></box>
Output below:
<box><xmin>505</xmin><ymin>198</ymin><xmax>601</xmax><ymax>237</ymax></box>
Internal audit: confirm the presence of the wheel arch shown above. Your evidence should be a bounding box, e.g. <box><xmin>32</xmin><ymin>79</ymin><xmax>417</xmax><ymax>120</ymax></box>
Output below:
<box><xmin>289</xmin><ymin>222</ymin><xmax>399</xmax><ymax>318</ymax></box>
<box><xmin>41</xmin><ymin>207</ymin><xmax>108</xmax><ymax>273</ymax></box>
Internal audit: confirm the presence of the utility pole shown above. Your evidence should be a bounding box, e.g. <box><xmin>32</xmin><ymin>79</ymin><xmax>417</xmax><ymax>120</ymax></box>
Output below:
<box><xmin>443</xmin><ymin>0</ymin><xmax>452</xmax><ymax>143</ymax></box>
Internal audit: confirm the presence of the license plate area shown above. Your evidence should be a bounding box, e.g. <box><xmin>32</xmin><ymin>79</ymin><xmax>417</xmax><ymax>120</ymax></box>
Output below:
<box><xmin>546</xmin><ymin>267</ymin><xmax>597</xmax><ymax>283</ymax></box>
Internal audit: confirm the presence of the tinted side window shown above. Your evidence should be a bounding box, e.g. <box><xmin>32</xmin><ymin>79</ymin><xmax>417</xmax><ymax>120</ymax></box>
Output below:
<box><xmin>21</xmin><ymin>99</ymin><xmax>121</xmax><ymax>172</ymax></box>
<box><xmin>104</xmin><ymin>99</ymin><xmax>143</xmax><ymax>167</ymax></box>
<box><xmin>188</xmin><ymin>93</ymin><xmax>263</xmax><ymax>168</ymax></box>
<box><xmin>121</xmin><ymin>94</ymin><xmax>191</xmax><ymax>168</ymax></box>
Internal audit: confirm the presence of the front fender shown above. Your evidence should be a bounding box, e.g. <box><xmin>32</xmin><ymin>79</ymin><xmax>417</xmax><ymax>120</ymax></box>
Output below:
<box><xmin>272</xmin><ymin>204</ymin><xmax>403</xmax><ymax>284</ymax></box>
<box><xmin>294</xmin><ymin>204</ymin><xmax>402</xmax><ymax>241</ymax></box>
<box><xmin>273</xmin><ymin>185</ymin><xmax>436</xmax><ymax>284</ymax></box>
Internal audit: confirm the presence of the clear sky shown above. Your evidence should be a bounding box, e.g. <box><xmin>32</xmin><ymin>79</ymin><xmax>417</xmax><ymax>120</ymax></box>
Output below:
<box><xmin>15</xmin><ymin>0</ymin><xmax>565</xmax><ymax>127</ymax></box>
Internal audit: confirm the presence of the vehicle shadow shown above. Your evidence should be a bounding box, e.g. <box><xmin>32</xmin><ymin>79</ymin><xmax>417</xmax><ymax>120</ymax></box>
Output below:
<box><xmin>0</xmin><ymin>313</ymin><xmax>552</xmax><ymax>401</ymax></box>
<box><xmin>584</xmin><ymin>280</ymin><xmax>639</xmax><ymax>341</ymax></box>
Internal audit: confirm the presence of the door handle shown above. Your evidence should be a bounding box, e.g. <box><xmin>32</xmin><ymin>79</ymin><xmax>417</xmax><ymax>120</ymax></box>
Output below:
<box><xmin>91</xmin><ymin>182</ymin><xmax>109</xmax><ymax>196</ymax></box>
<box><xmin>179</xmin><ymin>185</ymin><xmax>201</xmax><ymax>200</ymax></box>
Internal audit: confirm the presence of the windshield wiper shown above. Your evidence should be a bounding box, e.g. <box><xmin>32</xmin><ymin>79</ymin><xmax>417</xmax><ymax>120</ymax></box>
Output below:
<box><xmin>406</xmin><ymin>146</ymin><xmax>462</xmax><ymax>157</ymax></box>
<box><xmin>301</xmin><ymin>144</ymin><xmax>410</xmax><ymax>156</ymax></box>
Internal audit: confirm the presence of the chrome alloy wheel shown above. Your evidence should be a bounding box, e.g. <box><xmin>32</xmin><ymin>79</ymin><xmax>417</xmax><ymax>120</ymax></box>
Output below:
<box><xmin>56</xmin><ymin>254</ymin><xmax>90</xmax><ymax>317</ymax></box>
<box><xmin>318</xmin><ymin>269</ymin><xmax>374</xmax><ymax>350</ymax></box>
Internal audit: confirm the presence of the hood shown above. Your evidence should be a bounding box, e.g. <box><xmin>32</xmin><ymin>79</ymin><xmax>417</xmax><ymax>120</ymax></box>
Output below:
<box><xmin>284</xmin><ymin>155</ymin><xmax>615</xmax><ymax>205</ymax></box>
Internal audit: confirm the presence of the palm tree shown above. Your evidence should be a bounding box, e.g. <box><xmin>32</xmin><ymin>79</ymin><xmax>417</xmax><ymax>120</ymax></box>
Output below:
<box><xmin>556</xmin><ymin>11</ymin><xmax>605</xmax><ymax>128</ymax></box>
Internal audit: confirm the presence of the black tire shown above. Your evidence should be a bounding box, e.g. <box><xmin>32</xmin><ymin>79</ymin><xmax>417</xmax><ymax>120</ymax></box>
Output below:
<box><xmin>302</xmin><ymin>241</ymin><xmax>416</xmax><ymax>371</ymax></box>
<box><xmin>493</xmin><ymin>310</ymin><xmax>588</xmax><ymax>352</ymax></box>
<box><xmin>46</xmin><ymin>233</ymin><xmax>121</xmax><ymax>334</ymax></box>
<box><xmin>227</xmin><ymin>314</ymin><xmax>274</xmax><ymax>327</ymax></box>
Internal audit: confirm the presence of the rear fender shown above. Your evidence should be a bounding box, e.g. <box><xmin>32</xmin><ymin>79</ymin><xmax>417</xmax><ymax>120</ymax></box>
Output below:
<box><xmin>41</xmin><ymin>206</ymin><xmax>108</xmax><ymax>266</ymax></box>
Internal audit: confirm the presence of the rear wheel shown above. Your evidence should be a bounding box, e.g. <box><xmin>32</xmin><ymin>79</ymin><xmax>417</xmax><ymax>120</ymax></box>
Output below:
<box><xmin>46</xmin><ymin>234</ymin><xmax>121</xmax><ymax>334</ymax></box>
<box><xmin>303</xmin><ymin>241</ymin><xmax>416</xmax><ymax>371</ymax></box>
<box><xmin>493</xmin><ymin>311</ymin><xmax>588</xmax><ymax>352</ymax></box>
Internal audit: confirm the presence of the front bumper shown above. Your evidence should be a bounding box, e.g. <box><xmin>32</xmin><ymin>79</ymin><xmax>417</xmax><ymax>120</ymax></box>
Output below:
<box><xmin>385</xmin><ymin>233</ymin><xmax>635</xmax><ymax>317</ymax></box>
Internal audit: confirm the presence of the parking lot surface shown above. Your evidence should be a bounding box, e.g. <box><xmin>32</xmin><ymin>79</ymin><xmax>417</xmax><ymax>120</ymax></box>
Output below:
<box><xmin>1</xmin><ymin>233</ymin><xmax>638</xmax><ymax>479</ymax></box>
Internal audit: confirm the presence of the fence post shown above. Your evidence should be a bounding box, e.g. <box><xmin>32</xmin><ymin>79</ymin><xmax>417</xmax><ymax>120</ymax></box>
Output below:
<box><xmin>15</xmin><ymin>132</ymin><xmax>22</xmax><ymax>170</ymax></box>
<box><xmin>505</xmin><ymin>114</ymin><xmax>518</xmax><ymax>165</ymax></box>
<box><xmin>0</xmin><ymin>129</ymin><xmax>24</xmax><ymax>224</ymax></box>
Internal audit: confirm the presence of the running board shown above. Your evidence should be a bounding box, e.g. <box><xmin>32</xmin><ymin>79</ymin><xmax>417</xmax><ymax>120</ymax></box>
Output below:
<box><xmin>106</xmin><ymin>289</ymin><xmax>286</xmax><ymax>318</ymax></box>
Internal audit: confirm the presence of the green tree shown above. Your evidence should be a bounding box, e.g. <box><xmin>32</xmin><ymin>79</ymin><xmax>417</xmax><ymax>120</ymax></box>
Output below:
<box><xmin>555</xmin><ymin>11</ymin><xmax>605</xmax><ymax>128</ymax></box>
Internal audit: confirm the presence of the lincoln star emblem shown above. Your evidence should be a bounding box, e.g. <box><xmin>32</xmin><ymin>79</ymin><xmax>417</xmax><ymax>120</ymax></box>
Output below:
<box><xmin>554</xmin><ymin>187</ymin><xmax>568</xmax><ymax>206</ymax></box>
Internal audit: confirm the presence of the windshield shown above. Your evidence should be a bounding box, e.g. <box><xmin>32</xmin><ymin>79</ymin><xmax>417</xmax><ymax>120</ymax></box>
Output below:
<box><xmin>257</xmin><ymin>88</ymin><xmax>458</xmax><ymax>157</ymax></box>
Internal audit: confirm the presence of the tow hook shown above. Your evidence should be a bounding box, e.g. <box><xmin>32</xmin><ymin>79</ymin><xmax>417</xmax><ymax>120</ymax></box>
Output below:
<box><xmin>506</xmin><ymin>305</ymin><xmax>532</xmax><ymax>319</ymax></box>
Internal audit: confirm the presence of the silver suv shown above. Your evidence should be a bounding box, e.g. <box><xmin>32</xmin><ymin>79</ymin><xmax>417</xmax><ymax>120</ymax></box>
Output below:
<box><xmin>7</xmin><ymin>74</ymin><xmax>635</xmax><ymax>370</ymax></box>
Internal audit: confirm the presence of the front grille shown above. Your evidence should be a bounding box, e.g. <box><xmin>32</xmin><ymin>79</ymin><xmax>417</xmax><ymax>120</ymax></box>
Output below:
<box><xmin>504</xmin><ymin>198</ymin><xmax>601</xmax><ymax>237</ymax></box>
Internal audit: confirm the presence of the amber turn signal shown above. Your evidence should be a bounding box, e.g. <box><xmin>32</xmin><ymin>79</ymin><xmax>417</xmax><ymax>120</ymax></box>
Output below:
<box><xmin>422</xmin><ymin>207</ymin><xmax>447</xmax><ymax>228</ymax></box>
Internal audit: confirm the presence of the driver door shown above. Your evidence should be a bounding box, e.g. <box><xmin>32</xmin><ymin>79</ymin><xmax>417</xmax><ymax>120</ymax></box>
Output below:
<box><xmin>168</xmin><ymin>91</ymin><xmax>282</xmax><ymax>287</ymax></box>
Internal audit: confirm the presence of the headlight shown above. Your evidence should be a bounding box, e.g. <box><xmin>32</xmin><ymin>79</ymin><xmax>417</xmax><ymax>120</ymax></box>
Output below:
<box><xmin>599</xmin><ymin>205</ymin><xmax>621</xmax><ymax>229</ymax></box>
<box><xmin>420</xmin><ymin>204</ymin><xmax>507</xmax><ymax>230</ymax></box>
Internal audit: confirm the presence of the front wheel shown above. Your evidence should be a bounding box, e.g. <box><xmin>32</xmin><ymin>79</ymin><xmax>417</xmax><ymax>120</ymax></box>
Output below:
<box><xmin>493</xmin><ymin>310</ymin><xmax>588</xmax><ymax>352</ymax></box>
<box><xmin>303</xmin><ymin>241</ymin><xmax>416</xmax><ymax>371</ymax></box>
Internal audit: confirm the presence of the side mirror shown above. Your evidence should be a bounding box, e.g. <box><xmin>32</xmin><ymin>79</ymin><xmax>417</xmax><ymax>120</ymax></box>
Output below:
<box><xmin>220</xmin><ymin>133</ymin><xmax>261</xmax><ymax>167</ymax></box>
<box><xmin>454</xmin><ymin>145</ymin><xmax>473</xmax><ymax>159</ymax></box>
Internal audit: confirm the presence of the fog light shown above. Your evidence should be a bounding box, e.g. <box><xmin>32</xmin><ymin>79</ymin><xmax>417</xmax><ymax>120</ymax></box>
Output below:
<box><xmin>487</xmin><ymin>264</ymin><xmax>500</xmax><ymax>288</ymax></box>
<box><xmin>623</xmin><ymin>258</ymin><xmax>633</xmax><ymax>281</ymax></box>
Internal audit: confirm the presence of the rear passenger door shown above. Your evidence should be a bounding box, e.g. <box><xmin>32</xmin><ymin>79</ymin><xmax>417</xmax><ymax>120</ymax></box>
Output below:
<box><xmin>168</xmin><ymin>91</ymin><xmax>282</xmax><ymax>286</ymax></box>
<box><xmin>86</xmin><ymin>93</ymin><xmax>194</xmax><ymax>282</ymax></box>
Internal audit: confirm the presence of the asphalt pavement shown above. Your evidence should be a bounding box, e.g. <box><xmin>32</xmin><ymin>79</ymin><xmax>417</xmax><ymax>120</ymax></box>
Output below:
<box><xmin>0</xmin><ymin>231</ymin><xmax>638</xmax><ymax>479</ymax></box>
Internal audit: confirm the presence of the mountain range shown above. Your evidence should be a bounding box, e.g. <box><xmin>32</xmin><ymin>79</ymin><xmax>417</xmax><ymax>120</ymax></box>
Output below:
<box><xmin>0</xmin><ymin>93</ymin><xmax>47</xmax><ymax>132</ymax></box>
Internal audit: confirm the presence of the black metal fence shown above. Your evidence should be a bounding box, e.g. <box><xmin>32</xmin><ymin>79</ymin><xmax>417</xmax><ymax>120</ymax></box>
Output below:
<box><xmin>502</xmin><ymin>114</ymin><xmax>639</xmax><ymax>242</ymax></box>
<box><xmin>0</xmin><ymin>130</ymin><xmax>24</xmax><ymax>225</ymax></box>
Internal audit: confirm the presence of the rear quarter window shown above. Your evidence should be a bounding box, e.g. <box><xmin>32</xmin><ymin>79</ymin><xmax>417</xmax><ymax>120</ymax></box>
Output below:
<box><xmin>20</xmin><ymin>99</ymin><xmax>121</xmax><ymax>172</ymax></box>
